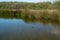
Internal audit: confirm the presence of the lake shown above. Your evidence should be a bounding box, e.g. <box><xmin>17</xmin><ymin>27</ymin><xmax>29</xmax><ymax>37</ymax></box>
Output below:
<box><xmin>0</xmin><ymin>11</ymin><xmax>60</xmax><ymax>40</ymax></box>
<box><xmin>0</xmin><ymin>18</ymin><xmax>60</xmax><ymax>40</ymax></box>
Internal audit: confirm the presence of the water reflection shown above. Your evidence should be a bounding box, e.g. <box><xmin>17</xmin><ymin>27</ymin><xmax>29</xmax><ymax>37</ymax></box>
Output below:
<box><xmin>0</xmin><ymin>11</ymin><xmax>60</xmax><ymax>40</ymax></box>
<box><xmin>0</xmin><ymin>18</ymin><xmax>60</xmax><ymax>40</ymax></box>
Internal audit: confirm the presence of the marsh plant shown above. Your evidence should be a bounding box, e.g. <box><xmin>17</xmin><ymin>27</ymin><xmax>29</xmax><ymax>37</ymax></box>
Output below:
<box><xmin>0</xmin><ymin>10</ymin><xmax>60</xmax><ymax>22</ymax></box>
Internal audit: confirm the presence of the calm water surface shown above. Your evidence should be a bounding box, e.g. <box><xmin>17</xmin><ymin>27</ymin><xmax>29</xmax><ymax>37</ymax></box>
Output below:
<box><xmin>0</xmin><ymin>18</ymin><xmax>60</xmax><ymax>40</ymax></box>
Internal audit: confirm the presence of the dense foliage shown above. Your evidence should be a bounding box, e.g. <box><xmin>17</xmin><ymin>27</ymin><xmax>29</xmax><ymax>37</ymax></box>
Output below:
<box><xmin>0</xmin><ymin>1</ymin><xmax>60</xmax><ymax>10</ymax></box>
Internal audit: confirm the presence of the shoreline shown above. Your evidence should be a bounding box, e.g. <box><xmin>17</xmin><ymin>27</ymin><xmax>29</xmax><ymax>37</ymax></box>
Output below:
<box><xmin>0</xmin><ymin>9</ymin><xmax>60</xmax><ymax>21</ymax></box>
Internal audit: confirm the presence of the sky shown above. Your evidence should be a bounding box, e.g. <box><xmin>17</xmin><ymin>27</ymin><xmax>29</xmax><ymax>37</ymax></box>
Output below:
<box><xmin>0</xmin><ymin>0</ymin><xmax>55</xmax><ymax>2</ymax></box>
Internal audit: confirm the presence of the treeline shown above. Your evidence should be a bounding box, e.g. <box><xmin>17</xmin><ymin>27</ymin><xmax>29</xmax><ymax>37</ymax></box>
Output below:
<box><xmin>0</xmin><ymin>1</ymin><xmax>60</xmax><ymax>10</ymax></box>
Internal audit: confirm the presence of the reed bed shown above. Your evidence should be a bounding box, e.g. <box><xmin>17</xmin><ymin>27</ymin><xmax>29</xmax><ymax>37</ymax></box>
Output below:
<box><xmin>0</xmin><ymin>9</ymin><xmax>60</xmax><ymax>22</ymax></box>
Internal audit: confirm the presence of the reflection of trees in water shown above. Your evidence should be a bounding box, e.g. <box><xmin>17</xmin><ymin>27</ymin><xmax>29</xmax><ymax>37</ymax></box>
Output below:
<box><xmin>0</xmin><ymin>11</ymin><xmax>60</xmax><ymax>40</ymax></box>
<box><xmin>24</xmin><ymin>18</ymin><xmax>60</xmax><ymax>26</ymax></box>
<box><xmin>0</xmin><ymin>11</ymin><xmax>60</xmax><ymax>26</ymax></box>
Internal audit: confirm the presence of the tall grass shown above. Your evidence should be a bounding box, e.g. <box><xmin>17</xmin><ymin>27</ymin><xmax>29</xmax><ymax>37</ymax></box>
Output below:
<box><xmin>0</xmin><ymin>9</ymin><xmax>60</xmax><ymax>22</ymax></box>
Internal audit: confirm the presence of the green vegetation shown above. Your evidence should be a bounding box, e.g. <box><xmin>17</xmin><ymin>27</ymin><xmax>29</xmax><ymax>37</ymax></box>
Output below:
<box><xmin>0</xmin><ymin>1</ymin><xmax>60</xmax><ymax>22</ymax></box>
<box><xmin>0</xmin><ymin>1</ymin><xmax>60</xmax><ymax>10</ymax></box>
<box><xmin>0</xmin><ymin>10</ymin><xmax>60</xmax><ymax>22</ymax></box>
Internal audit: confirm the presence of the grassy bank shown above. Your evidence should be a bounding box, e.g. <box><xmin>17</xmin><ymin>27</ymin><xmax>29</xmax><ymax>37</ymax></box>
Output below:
<box><xmin>0</xmin><ymin>9</ymin><xmax>60</xmax><ymax>22</ymax></box>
